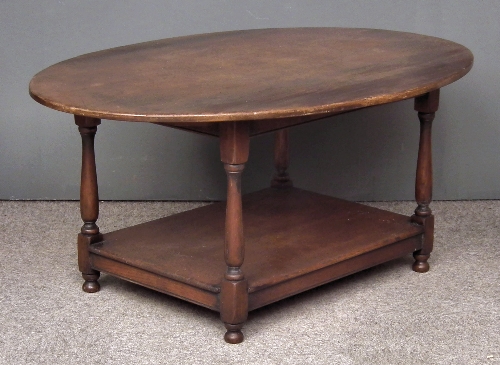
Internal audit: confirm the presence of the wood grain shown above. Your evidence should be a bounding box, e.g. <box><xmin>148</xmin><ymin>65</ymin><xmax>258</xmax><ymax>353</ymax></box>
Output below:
<box><xmin>29</xmin><ymin>28</ymin><xmax>473</xmax><ymax>343</ymax></box>
<box><xmin>89</xmin><ymin>188</ymin><xmax>423</xmax><ymax>296</ymax></box>
<box><xmin>30</xmin><ymin>28</ymin><xmax>473</xmax><ymax>123</ymax></box>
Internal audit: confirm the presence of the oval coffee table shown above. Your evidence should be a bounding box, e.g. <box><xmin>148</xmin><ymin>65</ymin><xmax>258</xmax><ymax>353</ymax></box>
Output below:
<box><xmin>29</xmin><ymin>28</ymin><xmax>473</xmax><ymax>343</ymax></box>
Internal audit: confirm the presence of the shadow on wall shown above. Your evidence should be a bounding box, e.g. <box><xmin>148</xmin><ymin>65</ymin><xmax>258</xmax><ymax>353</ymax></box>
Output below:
<box><xmin>289</xmin><ymin>100</ymin><xmax>419</xmax><ymax>201</ymax></box>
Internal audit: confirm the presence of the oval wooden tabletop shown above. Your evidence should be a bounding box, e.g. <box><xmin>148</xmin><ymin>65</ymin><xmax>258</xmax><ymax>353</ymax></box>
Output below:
<box><xmin>29</xmin><ymin>28</ymin><xmax>473</xmax><ymax>123</ymax></box>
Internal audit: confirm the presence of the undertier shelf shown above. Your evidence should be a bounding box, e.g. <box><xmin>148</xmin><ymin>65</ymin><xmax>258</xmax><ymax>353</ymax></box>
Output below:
<box><xmin>89</xmin><ymin>188</ymin><xmax>423</xmax><ymax>310</ymax></box>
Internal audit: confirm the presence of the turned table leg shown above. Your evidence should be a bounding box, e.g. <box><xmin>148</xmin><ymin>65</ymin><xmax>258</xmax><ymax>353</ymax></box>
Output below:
<box><xmin>75</xmin><ymin>115</ymin><xmax>102</xmax><ymax>292</ymax></box>
<box><xmin>412</xmin><ymin>90</ymin><xmax>439</xmax><ymax>273</ymax></box>
<box><xmin>219</xmin><ymin>122</ymin><xmax>250</xmax><ymax>344</ymax></box>
<box><xmin>271</xmin><ymin>129</ymin><xmax>293</xmax><ymax>188</ymax></box>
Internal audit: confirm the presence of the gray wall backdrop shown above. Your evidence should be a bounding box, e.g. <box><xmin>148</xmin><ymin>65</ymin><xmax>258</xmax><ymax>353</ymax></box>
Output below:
<box><xmin>1</xmin><ymin>1</ymin><xmax>498</xmax><ymax>201</ymax></box>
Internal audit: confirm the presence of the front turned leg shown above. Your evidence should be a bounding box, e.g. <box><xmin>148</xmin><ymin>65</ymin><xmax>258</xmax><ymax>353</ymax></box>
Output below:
<box><xmin>75</xmin><ymin>115</ymin><xmax>102</xmax><ymax>292</ymax></box>
<box><xmin>219</xmin><ymin>122</ymin><xmax>250</xmax><ymax>344</ymax></box>
<box><xmin>412</xmin><ymin>90</ymin><xmax>439</xmax><ymax>273</ymax></box>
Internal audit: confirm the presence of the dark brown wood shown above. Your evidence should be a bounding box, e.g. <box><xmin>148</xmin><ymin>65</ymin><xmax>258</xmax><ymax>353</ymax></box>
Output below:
<box><xmin>88</xmin><ymin>188</ymin><xmax>423</xmax><ymax>308</ymax></box>
<box><xmin>222</xmin><ymin>164</ymin><xmax>246</xmax><ymax>274</ymax></box>
<box><xmin>220</xmin><ymin>280</ymin><xmax>248</xmax><ymax>344</ymax></box>
<box><xmin>157</xmin><ymin>114</ymin><xmax>332</xmax><ymax>137</ymax></box>
<box><xmin>90</xmin><ymin>254</ymin><xmax>219</xmax><ymax>309</ymax></box>
<box><xmin>248</xmin><ymin>234</ymin><xmax>421</xmax><ymax>311</ymax></box>
<box><xmin>154</xmin><ymin>122</ymin><xmax>220</xmax><ymax>137</ymax></box>
<box><xmin>411</xmin><ymin>90</ymin><xmax>439</xmax><ymax>273</ymax></box>
<box><xmin>78</xmin><ymin>233</ymin><xmax>102</xmax><ymax>293</ymax></box>
<box><xmin>219</xmin><ymin>122</ymin><xmax>249</xmax><ymax>165</ymax></box>
<box><xmin>30</xmin><ymin>28</ymin><xmax>473</xmax><ymax>124</ymax></box>
<box><xmin>75</xmin><ymin>115</ymin><xmax>101</xmax><ymax>292</ymax></box>
<box><xmin>29</xmin><ymin>28</ymin><xmax>473</xmax><ymax>343</ymax></box>
<box><xmin>219</xmin><ymin>122</ymin><xmax>249</xmax><ymax>343</ymax></box>
<box><xmin>249</xmin><ymin>115</ymin><xmax>328</xmax><ymax>136</ymax></box>
<box><xmin>271</xmin><ymin>129</ymin><xmax>293</xmax><ymax>188</ymax></box>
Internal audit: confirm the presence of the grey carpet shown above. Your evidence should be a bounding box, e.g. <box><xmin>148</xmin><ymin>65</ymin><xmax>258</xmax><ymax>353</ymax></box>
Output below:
<box><xmin>0</xmin><ymin>200</ymin><xmax>498</xmax><ymax>365</ymax></box>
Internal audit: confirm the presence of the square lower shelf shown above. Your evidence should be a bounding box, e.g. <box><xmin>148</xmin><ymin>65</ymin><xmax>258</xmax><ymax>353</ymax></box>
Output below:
<box><xmin>89</xmin><ymin>188</ymin><xmax>423</xmax><ymax>311</ymax></box>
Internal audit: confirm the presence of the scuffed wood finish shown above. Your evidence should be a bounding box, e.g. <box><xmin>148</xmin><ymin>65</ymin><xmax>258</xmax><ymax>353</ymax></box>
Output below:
<box><xmin>30</xmin><ymin>28</ymin><xmax>472</xmax><ymax>124</ymax></box>
<box><xmin>74</xmin><ymin>115</ymin><xmax>102</xmax><ymax>293</ymax></box>
<box><xmin>29</xmin><ymin>28</ymin><xmax>474</xmax><ymax>344</ymax></box>
<box><xmin>88</xmin><ymin>188</ymin><xmax>424</xmax><ymax>308</ymax></box>
<box><xmin>411</xmin><ymin>90</ymin><xmax>439</xmax><ymax>273</ymax></box>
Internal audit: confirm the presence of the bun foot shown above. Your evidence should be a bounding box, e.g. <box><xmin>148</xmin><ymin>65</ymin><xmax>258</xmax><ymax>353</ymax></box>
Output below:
<box><xmin>82</xmin><ymin>272</ymin><xmax>100</xmax><ymax>293</ymax></box>
<box><xmin>224</xmin><ymin>323</ymin><xmax>244</xmax><ymax>344</ymax></box>
<box><xmin>412</xmin><ymin>253</ymin><xmax>430</xmax><ymax>273</ymax></box>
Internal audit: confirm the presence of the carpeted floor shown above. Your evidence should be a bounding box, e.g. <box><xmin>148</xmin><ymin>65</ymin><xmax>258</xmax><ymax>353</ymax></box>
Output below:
<box><xmin>0</xmin><ymin>199</ymin><xmax>498</xmax><ymax>365</ymax></box>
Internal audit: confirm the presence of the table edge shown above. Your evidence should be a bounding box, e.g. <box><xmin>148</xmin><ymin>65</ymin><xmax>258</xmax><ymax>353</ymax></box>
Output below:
<box><xmin>28</xmin><ymin>27</ymin><xmax>474</xmax><ymax>124</ymax></box>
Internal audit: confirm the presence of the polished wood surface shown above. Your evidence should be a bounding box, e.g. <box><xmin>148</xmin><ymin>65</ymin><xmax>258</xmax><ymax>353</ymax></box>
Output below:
<box><xmin>30</xmin><ymin>28</ymin><xmax>472</xmax><ymax>123</ymax></box>
<box><xmin>29</xmin><ymin>28</ymin><xmax>473</xmax><ymax>343</ymax></box>
<box><xmin>74</xmin><ymin>116</ymin><xmax>102</xmax><ymax>293</ymax></box>
<box><xmin>89</xmin><ymin>188</ymin><xmax>423</xmax><ymax>305</ymax></box>
<box><xmin>219</xmin><ymin>122</ymin><xmax>250</xmax><ymax>343</ymax></box>
<box><xmin>411</xmin><ymin>90</ymin><xmax>439</xmax><ymax>272</ymax></box>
